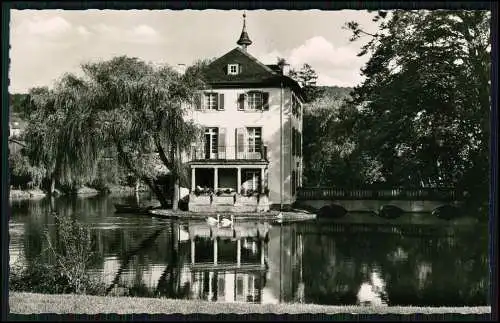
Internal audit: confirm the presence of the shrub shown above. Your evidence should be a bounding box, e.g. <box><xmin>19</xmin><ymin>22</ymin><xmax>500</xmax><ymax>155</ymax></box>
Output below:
<box><xmin>9</xmin><ymin>214</ymin><xmax>106</xmax><ymax>295</ymax></box>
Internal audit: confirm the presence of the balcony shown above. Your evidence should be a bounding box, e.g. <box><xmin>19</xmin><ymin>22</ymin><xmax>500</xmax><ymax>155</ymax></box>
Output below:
<box><xmin>190</xmin><ymin>145</ymin><xmax>268</xmax><ymax>161</ymax></box>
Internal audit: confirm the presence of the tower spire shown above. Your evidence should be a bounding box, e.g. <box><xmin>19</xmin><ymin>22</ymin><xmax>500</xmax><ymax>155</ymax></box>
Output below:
<box><xmin>237</xmin><ymin>11</ymin><xmax>252</xmax><ymax>51</ymax></box>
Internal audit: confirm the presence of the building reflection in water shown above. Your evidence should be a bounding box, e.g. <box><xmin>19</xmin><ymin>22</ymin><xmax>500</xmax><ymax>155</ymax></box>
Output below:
<box><xmin>181</xmin><ymin>220</ymin><xmax>276</xmax><ymax>303</ymax></box>
<box><xmin>96</xmin><ymin>220</ymin><xmax>305</xmax><ymax>303</ymax></box>
<box><xmin>356</xmin><ymin>268</ymin><xmax>388</xmax><ymax>306</ymax></box>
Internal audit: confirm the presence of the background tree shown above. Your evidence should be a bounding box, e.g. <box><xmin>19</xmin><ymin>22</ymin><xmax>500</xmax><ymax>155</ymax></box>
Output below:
<box><xmin>22</xmin><ymin>80</ymin><xmax>102</xmax><ymax>195</ymax></box>
<box><xmin>343</xmin><ymin>10</ymin><xmax>490</xmax><ymax>208</ymax></box>
<box><xmin>289</xmin><ymin>63</ymin><xmax>325</xmax><ymax>103</ymax></box>
<box><xmin>285</xmin><ymin>61</ymin><xmax>363</xmax><ymax>187</ymax></box>
<box><xmin>302</xmin><ymin>86</ymin><xmax>361</xmax><ymax>187</ymax></box>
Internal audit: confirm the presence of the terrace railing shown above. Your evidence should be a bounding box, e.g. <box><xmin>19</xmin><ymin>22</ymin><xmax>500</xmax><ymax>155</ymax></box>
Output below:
<box><xmin>190</xmin><ymin>144</ymin><xmax>268</xmax><ymax>161</ymax></box>
<box><xmin>296</xmin><ymin>187</ymin><xmax>466</xmax><ymax>201</ymax></box>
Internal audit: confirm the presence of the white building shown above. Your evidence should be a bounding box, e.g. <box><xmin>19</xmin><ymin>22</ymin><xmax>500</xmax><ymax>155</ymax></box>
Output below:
<box><xmin>186</xmin><ymin>14</ymin><xmax>304</xmax><ymax>211</ymax></box>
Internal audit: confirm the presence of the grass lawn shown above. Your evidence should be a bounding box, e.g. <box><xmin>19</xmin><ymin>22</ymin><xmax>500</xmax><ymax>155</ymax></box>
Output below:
<box><xmin>8</xmin><ymin>292</ymin><xmax>491</xmax><ymax>315</ymax></box>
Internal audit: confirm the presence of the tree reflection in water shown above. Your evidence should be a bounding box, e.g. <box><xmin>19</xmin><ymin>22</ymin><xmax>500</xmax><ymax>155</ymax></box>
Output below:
<box><xmin>300</xmin><ymin>223</ymin><xmax>489</xmax><ymax>306</ymax></box>
<box><xmin>9</xmin><ymin>196</ymin><xmax>489</xmax><ymax>306</ymax></box>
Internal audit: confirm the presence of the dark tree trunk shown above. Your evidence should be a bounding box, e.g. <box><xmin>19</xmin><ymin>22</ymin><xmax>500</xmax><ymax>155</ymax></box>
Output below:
<box><xmin>49</xmin><ymin>196</ymin><xmax>56</xmax><ymax>213</ymax></box>
<box><xmin>143</xmin><ymin>177</ymin><xmax>170</xmax><ymax>208</ymax></box>
<box><xmin>173</xmin><ymin>179</ymin><xmax>180</xmax><ymax>211</ymax></box>
<box><xmin>115</xmin><ymin>140</ymin><xmax>170</xmax><ymax>208</ymax></box>
<box><xmin>171</xmin><ymin>145</ymin><xmax>181</xmax><ymax>211</ymax></box>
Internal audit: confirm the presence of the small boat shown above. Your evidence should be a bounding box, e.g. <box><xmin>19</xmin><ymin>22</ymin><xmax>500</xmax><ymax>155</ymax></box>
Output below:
<box><xmin>114</xmin><ymin>203</ymin><xmax>154</xmax><ymax>214</ymax></box>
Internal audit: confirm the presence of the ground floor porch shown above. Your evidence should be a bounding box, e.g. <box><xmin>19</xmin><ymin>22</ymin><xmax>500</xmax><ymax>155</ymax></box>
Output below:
<box><xmin>191</xmin><ymin>165</ymin><xmax>267</xmax><ymax>194</ymax></box>
<box><xmin>189</xmin><ymin>163</ymin><xmax>270</xmax><ymax>213</ymax></box>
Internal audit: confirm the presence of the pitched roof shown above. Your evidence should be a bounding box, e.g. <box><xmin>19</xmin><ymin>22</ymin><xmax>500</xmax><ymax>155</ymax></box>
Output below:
<box><xmin>266</xmin><ymin>64</ymin><xmax>283</xmax><ymax>74</ymax></box>
<box><xmin>202</xmin><ymin>47</ymin><xmax>304</xmax><ymax>100</ymax></box>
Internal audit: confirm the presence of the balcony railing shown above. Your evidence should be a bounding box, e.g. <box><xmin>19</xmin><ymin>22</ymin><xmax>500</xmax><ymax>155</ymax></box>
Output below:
<box><xmin>190</xmin><ymin>145</ymin><xmax>268</xmax><ymax>161</ymax></box>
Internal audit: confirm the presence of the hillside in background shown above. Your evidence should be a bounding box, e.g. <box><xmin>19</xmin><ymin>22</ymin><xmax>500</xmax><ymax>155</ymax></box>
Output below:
<box><xmin>317</xmin><ymin>86</ymin><xmax>353</xmax><ymax>101</ymax></box>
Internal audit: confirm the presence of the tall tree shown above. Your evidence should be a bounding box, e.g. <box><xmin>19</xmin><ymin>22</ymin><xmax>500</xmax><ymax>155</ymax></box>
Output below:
<box><xmin>81</xmin><ymin>56</ymin><xmax>204</xmax><ymax>209</ymax></box>
<box><xmin>288</xmin><ymin>63</ymin><xmax>324</xmax><ymax>103</ymax></box>
<box><xmin>23</xmin><ymin>56</ymin><xmax>205</xmax><ymax>209</ymax></box>
<box><xmin>22</xmin><ymin>78</ymin><xmax>102</xmax><ymax>195</ymax></box>
<box><xmin>344</xmin><ymin>10</ymin><xmax>490</xmax><ymax>202</ymax></box>
<box><xmin>302</xmin><ymin>86</ymin><xmax>361</xmax><ymax>187</ymax></box>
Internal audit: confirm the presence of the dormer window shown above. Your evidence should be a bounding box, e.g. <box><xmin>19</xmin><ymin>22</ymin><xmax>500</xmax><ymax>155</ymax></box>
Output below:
<box><xmin>227</xmin><ymin>64</ymin><xmax>240</xmax><ymax>75</ymax></box>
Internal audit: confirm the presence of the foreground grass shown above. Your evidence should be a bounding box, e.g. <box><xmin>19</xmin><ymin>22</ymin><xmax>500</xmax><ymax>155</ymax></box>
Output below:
<box><xmin>9</xmin><ymin>292</ymin><xmax>491</xmax><ymax>315</ymax></box>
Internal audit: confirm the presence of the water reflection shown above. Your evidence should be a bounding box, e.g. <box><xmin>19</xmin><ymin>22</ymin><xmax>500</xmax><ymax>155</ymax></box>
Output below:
<box><xmin>8</xmin><ymin>195</ymin><xmax>489</xmax><ymax>306</ymax></box>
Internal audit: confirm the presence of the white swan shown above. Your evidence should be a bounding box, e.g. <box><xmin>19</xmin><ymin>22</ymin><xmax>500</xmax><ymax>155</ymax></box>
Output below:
<box><xmin>206</xmin><ymin>214</ymin><xmax>220</xmax><ymax>226</ymax></box>
<box><xmin>275</xmin><ymin>212</ymin><xmax>284</xmax><ymax>223</ymax></box>
<box><xmin>220</xmin><ymin>214</ymin><xmax>234</xmax><ymax>228</ymax></box>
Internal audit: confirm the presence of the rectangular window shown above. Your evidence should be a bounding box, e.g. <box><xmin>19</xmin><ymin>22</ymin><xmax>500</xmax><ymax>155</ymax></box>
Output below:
<box><xmin>218</xmin><ymin>276</ymin><xmax>225</xmax><ymax>297</ymax></box>
<box><xmin>238</xmin><ymin>91</ymin><xmax>269</xmax><ymax>111</ymax></box>
<box><xmin>228</xmin><ymin>64</ymin><xmax>239</xmax><ymax>75</ymax></box>
<box><xmin>236</xmin><ymin>276</ymin><xmax>244</xmax><ymax>296</ymax></box>
<box><xmin>299</xmin><ymin>132</ymin><xmax>302</xmax><ymax>157</ymax></box>
<box><xmin>247</xmin><ymin>92</ymin><xmax>263</xmax><ymax>110</ymax></box>
<box><xmin>204</xmin><ymin>93</ymin><xmax>218</xmax><ymax>110</ymax></box>
<box><xmin>204</xmin><ymin>127</ymin><xmax>219</xmax><ymax>159</ymax></box>
<box><xmin>247</xmin><ymin>127</ymin><xmax>262</xmax><ymax>153</ymax></box>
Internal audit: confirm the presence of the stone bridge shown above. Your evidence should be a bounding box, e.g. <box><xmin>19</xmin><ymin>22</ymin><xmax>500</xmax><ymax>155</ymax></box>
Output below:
<box><xmin>295</xmin><ymin>187</ymin><xmax>467</xmax><ymax>217</ymax></box>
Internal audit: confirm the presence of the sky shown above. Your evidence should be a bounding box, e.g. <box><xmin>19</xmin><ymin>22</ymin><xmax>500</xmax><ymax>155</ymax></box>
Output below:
<box><xmin>9</xmin><ymin>9</ymin><xmax>380</xmax><ymax>93</ymax></box>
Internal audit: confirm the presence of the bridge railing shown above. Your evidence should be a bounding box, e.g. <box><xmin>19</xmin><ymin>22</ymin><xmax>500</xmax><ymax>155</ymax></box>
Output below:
<box><xmin>296</xmin><ymin>187</ymin><xmax>466</xmax><ymax>201</ymax></box>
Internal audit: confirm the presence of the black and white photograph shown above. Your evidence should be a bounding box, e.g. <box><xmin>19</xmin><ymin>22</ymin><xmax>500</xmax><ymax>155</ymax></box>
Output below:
<box><xmin>4</xmin><ymin>3</ymin><xmax>494</xmax><ymax>318</ymax></box>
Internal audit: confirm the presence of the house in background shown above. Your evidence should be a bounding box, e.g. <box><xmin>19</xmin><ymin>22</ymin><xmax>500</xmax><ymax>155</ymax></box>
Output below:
<box><xmin>8</xmin><ymin>113</ymin><xmax>27</xmax><ymax>155</ymax></box>
<box><xmin>184</xmin><ymin>13</ymin><xmax>304</xmax><ymax>212</ymax></box>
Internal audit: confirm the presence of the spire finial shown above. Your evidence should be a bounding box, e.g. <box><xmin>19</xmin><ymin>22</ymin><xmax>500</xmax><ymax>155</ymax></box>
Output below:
<box><xmin>237</xmin><ymin>11</ymin><xmax>252</xmax><ymax>51</ymax></box>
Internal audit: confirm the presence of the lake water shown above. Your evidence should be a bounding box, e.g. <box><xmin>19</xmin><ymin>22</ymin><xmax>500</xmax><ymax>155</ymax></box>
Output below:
<box><xmin>8</xmin><ymin>194</ymin><xmax>490</xmax><ymax>307</ymax></box>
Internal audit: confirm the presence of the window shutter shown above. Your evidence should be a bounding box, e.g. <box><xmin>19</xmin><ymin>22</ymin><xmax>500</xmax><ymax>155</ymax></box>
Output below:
<box><xmin>236</xmin><ymin>128</ymin><xmax>246</xmax><ymax>157</ymax></box>
<box><xmin>262</xmin><ymin>92</ymin><xmax>269</xmax><ymax>110</ymax></box>
<box><xmin>194</xmin><ymin>92</ymin><xmax>202</xmax><ymax>110</ymax></box>
<box><xmin>213</xmin><ymin>92</ymin><xmax>219</xmax><ymax>110</ymax></box>
<box><xmin>218</xmin><ymin>93</ymin><xmax>225</xmax><ymax>110</ymax></box>
<box><xmin>218</xmin><ymin>127</ymin><xmax>226</xmax><ymax>158</ymax></box>
<box><xmin>238</xmin><ymin>64</ymin><xmax>243</xmax><ymax>74</ymax></box>
<box><xmin>237</xmin><ymin>93</ymin><xmax>245</xmax><ymax>110</ymax></box>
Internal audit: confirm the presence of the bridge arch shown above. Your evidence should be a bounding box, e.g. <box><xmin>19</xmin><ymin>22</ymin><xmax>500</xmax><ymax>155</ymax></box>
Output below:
<box><xmin>317</xmin><ymin>204</ymin><xmax>348</xmax><ymax>218</ymax></box>
<box><xmin>432</xmin><ymin>204</ymin><xmax>461</xmax><ymax>220</ymax></box>
<box><xmin>296</xmin><ymin>199</ymin><xmax>461</xmax><ymax>215</ymax></box>
<box><xmin>378</xmin><ymin>205</ymin><xmax>405</xmax><ymax>219</ymax></box>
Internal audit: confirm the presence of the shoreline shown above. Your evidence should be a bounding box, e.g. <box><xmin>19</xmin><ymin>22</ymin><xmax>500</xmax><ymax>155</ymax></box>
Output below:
<box><xmin>8</xmin><ymin>292</ymin><xmax>491</xmax><ymax>315</ymax></box>
<box><xmin>9</xmin><ymin>186</ymin><xmax>150</xmax><ymax>201</ymax></box>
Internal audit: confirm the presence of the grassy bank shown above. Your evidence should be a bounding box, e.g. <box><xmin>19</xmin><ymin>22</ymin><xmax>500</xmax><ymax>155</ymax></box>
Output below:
<box><xmin>9</xmin><ymin>292</ymin><xmax>491</xmax><ymax>315</ymax></box>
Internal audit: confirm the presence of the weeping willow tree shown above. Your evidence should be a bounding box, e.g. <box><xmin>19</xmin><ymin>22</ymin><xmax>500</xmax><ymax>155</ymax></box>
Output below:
<box><xmin>23</xmin><ymin>76</ymin><xmax>103</xmax><ymax>194</ymax></box>
<box><xmin>24</xmin><ymin>56</ymin><xmax>205</xmax><ymax>209</ymax></box>
<box><xmin>80</xmin><ymin>56</ymin><xmax>205</xmax><ymax>209</ymax></box>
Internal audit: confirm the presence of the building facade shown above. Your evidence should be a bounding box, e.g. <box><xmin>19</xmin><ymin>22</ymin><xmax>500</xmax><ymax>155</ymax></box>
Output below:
<box><xmin>185</xmin><ymin>14</ymin><xmax>304</xmax><ymax>211</ymax></box>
